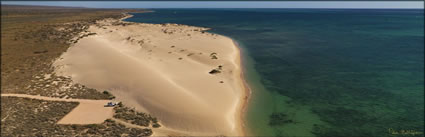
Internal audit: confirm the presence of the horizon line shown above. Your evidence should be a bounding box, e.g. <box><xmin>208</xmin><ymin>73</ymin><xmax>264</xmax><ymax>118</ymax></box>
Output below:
<box><xmin>1</xmin><ymin>1</ymin><xmax>423</xmax><ymax>9</ymax></box>
<box><xmin>2</xmin><ymin>4</ymin><xmax>424</xmax><ymax>10</ymax></box>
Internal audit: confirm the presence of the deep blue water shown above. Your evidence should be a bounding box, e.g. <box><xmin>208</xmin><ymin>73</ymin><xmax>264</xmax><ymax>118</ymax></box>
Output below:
<box><xmin>126</xmin><ymin>9</ymin><xmax>424</xmax><ymax>137</ymax></box>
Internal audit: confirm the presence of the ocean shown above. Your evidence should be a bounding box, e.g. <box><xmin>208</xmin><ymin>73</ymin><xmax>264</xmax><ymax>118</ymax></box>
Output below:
<box><xmin>125</xmin><ymin>9</ymin><xmax>424</xmax><ymax>137</ymax></box>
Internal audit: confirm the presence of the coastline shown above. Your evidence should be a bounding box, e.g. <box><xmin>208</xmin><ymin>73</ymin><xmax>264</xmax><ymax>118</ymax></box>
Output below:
<box><xmin>232</xmin><ymin>39</ymin><xmax>252</xmax><ymax>136</ymax></box>
<box><xmin>53</xmin><ymin>12</ymin><xmax>250</xmax><ymax>136</ymax></box>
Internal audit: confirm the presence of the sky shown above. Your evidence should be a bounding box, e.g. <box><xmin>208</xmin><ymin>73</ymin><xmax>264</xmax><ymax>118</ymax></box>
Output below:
<box><xmin>1</xmin><ymin>1</ymin><xmax>424</xmax><ymax>9</ymax></box>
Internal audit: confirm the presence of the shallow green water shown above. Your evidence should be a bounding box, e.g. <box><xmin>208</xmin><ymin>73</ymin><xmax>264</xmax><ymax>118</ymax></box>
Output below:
<box><xmin>126</xmin><ymin>9</ymin><xmax>424</xmax><ymax>136</ymax></box>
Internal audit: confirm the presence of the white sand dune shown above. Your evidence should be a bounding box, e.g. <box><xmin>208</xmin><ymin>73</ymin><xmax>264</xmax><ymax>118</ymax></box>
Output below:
<box><xmin>53</xmin><ymin>15</ymin><xmax>246</xmax><ymax>136</ymax></box>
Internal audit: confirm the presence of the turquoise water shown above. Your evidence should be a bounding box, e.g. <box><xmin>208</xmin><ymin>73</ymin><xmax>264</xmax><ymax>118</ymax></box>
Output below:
<box><xmin>126</xmin><ymin>9</ymin><xmax>424</xmax><ymax>136</ymax></box>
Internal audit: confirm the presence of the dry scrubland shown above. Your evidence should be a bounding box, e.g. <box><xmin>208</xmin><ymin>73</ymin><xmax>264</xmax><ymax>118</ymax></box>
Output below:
<box><xmin>1</xmin><ymin>5</ymin><xmax>159</xmax><ymax>136</ymax></box>
<box><xmin>1</xmin><ymin>5</ymin><xmax>125</xmax><ymax>99</ymax></box>
<box><xmin>1</xmin><ymin>97</ymin><xmax>153</xmax><ymax>136</ymax></box>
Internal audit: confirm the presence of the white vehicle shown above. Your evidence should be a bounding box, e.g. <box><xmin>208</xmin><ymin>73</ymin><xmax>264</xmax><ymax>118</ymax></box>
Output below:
<box><xmin>104</xmin><ymin>102</ymin><xmax>119</xmax><ymax>107</ymax></box>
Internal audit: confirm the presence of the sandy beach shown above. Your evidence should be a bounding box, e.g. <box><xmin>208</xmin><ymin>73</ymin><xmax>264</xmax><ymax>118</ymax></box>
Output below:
<box><xmin>53</xmin><ymin>14</ymin><xmax>247</xmax><ymax>136</ymax></box>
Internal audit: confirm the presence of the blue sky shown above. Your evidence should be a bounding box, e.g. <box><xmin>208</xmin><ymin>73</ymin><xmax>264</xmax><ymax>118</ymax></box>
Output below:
<box><xmin>1</xmin><ymin>1</ymin><xmax>423</xmax><ymax>9</ymax></box>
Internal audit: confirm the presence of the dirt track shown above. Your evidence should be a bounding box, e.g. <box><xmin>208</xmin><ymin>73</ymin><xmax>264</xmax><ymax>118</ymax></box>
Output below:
<box><xmin>1</xmin><ymin>94</ymin><xmax>114</xmax><ymax>124</ymax></box>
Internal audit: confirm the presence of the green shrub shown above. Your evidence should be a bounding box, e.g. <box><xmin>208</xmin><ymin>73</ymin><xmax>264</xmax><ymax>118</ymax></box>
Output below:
<box><xmin>152</xmin><ymin>123</ymin><xmax>161</xmax><ymax>128</ymax></box>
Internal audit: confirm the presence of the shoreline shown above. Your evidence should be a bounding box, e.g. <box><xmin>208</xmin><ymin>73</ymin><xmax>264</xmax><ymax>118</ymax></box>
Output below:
<box><xmin>53</xmin><ymin>12</ymin><xmax>250</xmax><ymax>136</ymax></box>
<box><xmin>232</xmin><ymin>39</ymin><xmax>252</xmax><ymax>136</ymax></box>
